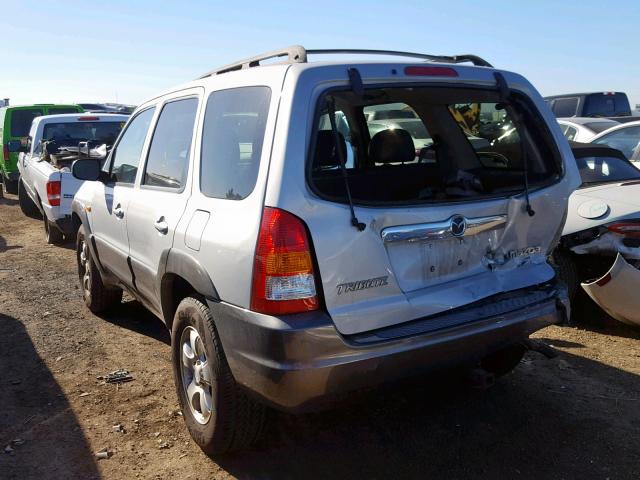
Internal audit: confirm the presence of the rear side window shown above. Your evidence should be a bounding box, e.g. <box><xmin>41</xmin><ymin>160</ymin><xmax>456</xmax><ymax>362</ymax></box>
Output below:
<box><xmin>552</xmin><ymin>98</ymin><xmax>579</xmax><ymax>117</ymax></box>
<box><xmin>310</xmin><ymin>87</ymin><xmax>560</xmax><ymax>205</ymax></box>
<box><xmin>200</xmin><ymin>86</ymin><xmax>271</xmax><ymax>200</ymax></box>
<box><xmin>49</xmin><ymin>107</ymin><xmax>80</xmax><ymax>115</ymax></box>
<box><xmin>143</xmin><ymin>98</ymin><xmax>198</xmax><ymax>190</ymax></box>
<box><xmin>11</xmin><ymin>109</ymin><xmax>43</xmax><ymax>137</ymax></box>
<box><xmin>109</xmin><ymin>108</ymin><xmax>155</xmax><ymax>184</ymax></box>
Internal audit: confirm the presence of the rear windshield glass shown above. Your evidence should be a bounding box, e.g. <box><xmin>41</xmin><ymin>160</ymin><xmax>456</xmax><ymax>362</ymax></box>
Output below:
<box><xmin>11</xmin><ymin>109</ymin><xmax>43</xmax><ymax>137</ymax></box>
<box><xmin>584</xmin><ymin>121</ymin><xmax>618</xmax><ymax>134</ymax></box>
<box><xmin>584</xmin><ymin>93</ymin><xmax>631</xmax><ymax>117</ymax></box>
<box><xmin>575</xmin><ymin>154</ymin><xmax>640</xmax><ymax>186</ymax></box>
<box><xmin>49</xmin><ymin>107</ymin><xmax>80</xmax><ymax>115</ymax></box>
<box><xmin>41</xmin><ymin>121</ymin><xmax>124</xmax><ymax>150</ymax></box>
<box><xmin>309</xmin><ymin>87</ymin><xmax>560</xmax><ymax>205</ymax></box>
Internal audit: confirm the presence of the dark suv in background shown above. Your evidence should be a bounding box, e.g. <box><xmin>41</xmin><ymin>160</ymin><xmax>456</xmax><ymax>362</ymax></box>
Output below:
<box><xmin>545</xmin><ymin>92</ymin><xmax>632</xmax><ymax>119</ymax></box>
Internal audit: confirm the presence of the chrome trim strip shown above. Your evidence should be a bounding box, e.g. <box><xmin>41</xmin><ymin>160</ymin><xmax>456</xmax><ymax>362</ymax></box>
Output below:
<box><xmin>381</xmin><ymin>214</ymin><xmax>507</xmax><ymax>244</ymax></box>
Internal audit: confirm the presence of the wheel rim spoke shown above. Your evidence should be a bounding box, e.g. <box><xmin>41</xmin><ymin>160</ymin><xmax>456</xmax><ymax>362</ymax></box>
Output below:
<box><xmin>200</xmin><ymin>387</ymin><xmax>212</xmax><ymax>417</ymax></box>
<box><xmin>182</xmin><ymin>342</ymin><xmax>195</xmax><ymax>368</ymax></box>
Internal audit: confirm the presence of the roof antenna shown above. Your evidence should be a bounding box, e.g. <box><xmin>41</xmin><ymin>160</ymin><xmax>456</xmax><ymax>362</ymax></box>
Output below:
<box><xmin>326</xmin><ymin>96</ymin><xmax>366</xmax><ymax>231</ymax></box>
<box><xmin>494</xmin><ymin>72</ymin><xmax>535</xmax><ymax>217</ymax></box>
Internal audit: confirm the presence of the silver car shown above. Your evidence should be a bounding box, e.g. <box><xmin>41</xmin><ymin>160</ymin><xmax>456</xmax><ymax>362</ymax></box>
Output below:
<box><xmin>70</xmin><ymin>46</ymin><xmax>580</xmax><ymax>455</ymax></box>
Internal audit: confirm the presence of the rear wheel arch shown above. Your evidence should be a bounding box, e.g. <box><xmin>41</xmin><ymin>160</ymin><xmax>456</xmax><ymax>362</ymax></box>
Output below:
<box><xmin>160</xmin><ymin>250</ymin><xmax>219</xmax><ymax>329</ymax></box>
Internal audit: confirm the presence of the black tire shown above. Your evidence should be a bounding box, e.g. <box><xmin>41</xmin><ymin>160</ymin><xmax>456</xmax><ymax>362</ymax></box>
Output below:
<box><xmin>44</xmin><ymin>216</ymin><xmax>64</xmax><ymax>244</ymax></box>
<box><xmin>171</xmin><ymin>296</ymin><xmax>266</xmax><ymax>456</ymax></box>
<box><xmin>18</xmin><ymin>180</ymin><xmax>41</xmax><ymax>218</ymax></box>
<box><xmin>3</xmin><ymin>175</ymin><xmax>18</xmax><ymax>194</ymax></box>
<box><xmin>76</xmin><ymin>225</ymin><xmax>122</xmax><ymax>313</ymax></box>
<box><xmin>481</xmin><ymin>344</ymin><xmax>527</xmax><ymax>377</ymax></box>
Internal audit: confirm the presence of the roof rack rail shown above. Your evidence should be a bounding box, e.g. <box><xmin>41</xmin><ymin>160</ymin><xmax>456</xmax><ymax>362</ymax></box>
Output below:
<box><xmin>198</xmin><ymin>45</ymin><xmax>493</xmax><ymax>79</ymax></box>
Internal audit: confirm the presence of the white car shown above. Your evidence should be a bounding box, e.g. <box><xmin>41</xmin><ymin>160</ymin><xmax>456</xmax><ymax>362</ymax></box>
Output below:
<box><xmin>588</xmin><ymin>119</ymin><xmax>640</xmax><ymax>163</ymax></box>
<box><xmin>17</xmin><ymin>113</ymin><xmax>127</xmax><ymax>243</ymax></box>
<box><xmin>557</xmin><ymin>117</ymin><xmax>620</xmax><ymax>142</ymax></box>
<box><xmin>554</xmin><ymin>142</ymin><xmax>640</xmax><ymax>325</ymax></box>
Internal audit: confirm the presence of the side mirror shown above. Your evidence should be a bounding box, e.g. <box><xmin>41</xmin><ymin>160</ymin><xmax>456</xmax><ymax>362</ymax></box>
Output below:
<box><xmin>7</xmin><ymin>140</ymin><xmax>26</xmax><ymax>153</ymax></box>
<box><xmin>72</xmin><ymin>158</ymin><xmax>102</xmax><ymax>181</ymax></box>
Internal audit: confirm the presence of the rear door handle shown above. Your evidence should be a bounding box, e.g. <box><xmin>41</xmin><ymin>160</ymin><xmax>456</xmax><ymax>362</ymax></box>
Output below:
<box><xmin>113</xmin><ymin>204</ymin><xmax>124</xmax><ymax>219</ymax></box>
<box><xmin>154</xmin><ymin>217</ymin><xmax>169</xmax><ymax>235</ymax></box>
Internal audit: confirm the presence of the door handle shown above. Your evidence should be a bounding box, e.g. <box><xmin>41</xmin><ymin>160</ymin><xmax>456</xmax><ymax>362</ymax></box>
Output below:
<box><xmin>154</xmin><ymin>217</ymin><xmax>169</xmax><ymax>235</ymax></box>
<box><xmin>113</xmin><ymin>204</ymin><xmax>124</xmax><ymax>219</ymax></box>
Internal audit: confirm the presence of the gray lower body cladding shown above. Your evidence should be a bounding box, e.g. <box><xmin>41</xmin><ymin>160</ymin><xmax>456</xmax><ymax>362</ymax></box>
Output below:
<box><xmin>209</xmin><ymin>282</ymin><xmax>566</xmax><ymax>412</ymax></box>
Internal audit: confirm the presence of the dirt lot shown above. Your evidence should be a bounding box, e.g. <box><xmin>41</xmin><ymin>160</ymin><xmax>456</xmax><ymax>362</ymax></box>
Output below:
<box><xmin>1</xmin><ymin>193</ymin><xmax>639</xmax><ymax>480</ymax></box>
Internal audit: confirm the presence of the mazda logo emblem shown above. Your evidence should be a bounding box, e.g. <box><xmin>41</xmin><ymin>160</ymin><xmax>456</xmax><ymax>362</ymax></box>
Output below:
<box><xmin>450</xmin><ymin>215</ymin><xmax>467</xmax><ymax>237</ymax></box>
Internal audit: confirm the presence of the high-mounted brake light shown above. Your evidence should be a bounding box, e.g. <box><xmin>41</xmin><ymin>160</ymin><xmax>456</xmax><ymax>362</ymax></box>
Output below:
<box><xmin>78</xmin><ymin>116</ymin><xmax>99</xmax><ymax>121</ymax></box>
<box><xmin>404</xmin><ymin>66</ymin><xmax>459</xmax><ymax>77</ymax></box>
<box><xmin>46</xmin><ymin>181</ymin><xmax>61</xmax><ymax>206</ymax></box>
<box><xmin>251</xmin><ymin>207</ymin><xmax>319</xmax><ymax>315</ymax></box>
<box><xmin>607</xmin><ymin>222</ymin><xmax>640</xmax><ymax>238</ymax></box>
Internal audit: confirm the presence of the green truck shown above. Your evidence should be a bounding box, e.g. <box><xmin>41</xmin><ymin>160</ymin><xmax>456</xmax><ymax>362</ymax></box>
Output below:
<box><xmin>0</xmin><ymin>104</ymin><xmax>84</xmax><ymax>194</ymax></box>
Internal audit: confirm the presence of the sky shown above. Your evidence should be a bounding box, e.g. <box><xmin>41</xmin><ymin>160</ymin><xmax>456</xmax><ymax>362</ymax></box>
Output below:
<box><xmin>1</xmin><ymin>0</ymin><xmax>638</xmax><ymax>108</ymax></box>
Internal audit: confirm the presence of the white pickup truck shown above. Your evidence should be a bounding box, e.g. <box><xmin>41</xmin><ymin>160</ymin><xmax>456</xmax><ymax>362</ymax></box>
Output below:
<box><xmin>17</xmin><ymin>113</ymin><xmax>127</xmax><ymax>243</ymax></box>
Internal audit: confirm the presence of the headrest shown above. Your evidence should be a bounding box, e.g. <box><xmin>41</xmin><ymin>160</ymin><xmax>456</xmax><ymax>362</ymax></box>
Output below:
<box><xmin>369</xmin><ymin>129</ymin><xmax>415</xmax><ymax>164</ymax></box>
<box><xmin>314</xmin><ymin>130</ymin><xmax>347</xmax><ymax>168</ymax></box>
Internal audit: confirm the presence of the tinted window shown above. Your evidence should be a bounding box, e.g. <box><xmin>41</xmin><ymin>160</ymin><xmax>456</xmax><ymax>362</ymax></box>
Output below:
<box><xmin>49</xmin><ymin>107</ymin><xmax>80</xmax><ymax>115</ymax></box>
<box><xmin>576</xmin><ymin>154</ymin><xmax>640</xmax><ymax>186</ymax></box>
<box><xmin>552</xmin><ymin>98</ymin><xmax>579</xmax><ymax>117</ymax></box>
<box><xmin>200</xmin><ymin>87</ymin><xmax>271</xmax><ymax>200</ymax></box>
<box><xmin>109</xmin><ymin>108</ymin><xmax>155</xmax><ymax>183</ymax></box>
<box><xmin>584</xmin><ymin>93</ymin><xmax>631</xmax><ymax>117</ymax></box>
<box><xmin>593</xmin><ymin>126</ymin><xmax>640</xmax><ymax>159</ymax></box>
<box><xmin>11</xmin><ymin>109</ymin><xmax>43</xmax><ymax>137</ymax></box>
<box><xmin>143</xmin><ymin>98</ymin><xmax>198</xmax><ymax>189</ymax></box>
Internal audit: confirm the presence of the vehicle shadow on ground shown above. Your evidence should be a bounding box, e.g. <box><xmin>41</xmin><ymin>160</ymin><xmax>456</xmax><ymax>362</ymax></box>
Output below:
<box><xmin>217</xmin><ymin>348</ymin><xmax>640</xmax><ymax>479</ymax></box>
<box><xmin>0</xmin><ymin>195</ymin><xmax>18</xmax><ymax>207</ymax></box>
<box><xmin>101</xmin><ymin>299</ymin><xmax>170</xmax><ymax>346</ymax></box>
<box><xmin>0</xmin><ymin>314</ymin><xmax>100</xmax><ymax>480</ymax></box>
<box><xmin>0</xmin><ymin>235</ymin><xmax>22</xmax><ymax>254</ymax></box>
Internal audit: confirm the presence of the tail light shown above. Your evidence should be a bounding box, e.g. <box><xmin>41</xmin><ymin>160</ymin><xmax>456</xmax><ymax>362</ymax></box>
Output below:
<box><xmin>46</xmin><ymin>181</ymin><xmax>61</xmax><ymax>206</ymax></box>
<box><xmin>607</xmin><ymin>222</ymin><xmax>640</xmax><ymax>238</ymax></box>
<box><xmin>3</xmin><ymin>144</ymin><xmax>8</xmax><ymax>162</ymax></box>
<box><xmin>251</xmin><ymin>207</ymin><xmax>319</xmax><ymax>315</ymax></box>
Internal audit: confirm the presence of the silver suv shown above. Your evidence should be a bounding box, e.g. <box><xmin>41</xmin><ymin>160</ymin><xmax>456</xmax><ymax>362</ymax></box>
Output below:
<box><xmin>71</xmin><ymin>46</ymin><xmax>580</xmax><ymax>455</ymax></box>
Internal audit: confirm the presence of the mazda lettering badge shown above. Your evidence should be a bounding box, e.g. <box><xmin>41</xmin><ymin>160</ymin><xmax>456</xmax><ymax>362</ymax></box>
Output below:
<box><xmin>450</xmin><ymin>215</ymin><xmax>467</xmax><ymax>237</ymax></box>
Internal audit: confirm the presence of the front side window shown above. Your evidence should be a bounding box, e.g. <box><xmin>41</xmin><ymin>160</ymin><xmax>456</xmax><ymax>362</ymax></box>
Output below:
<box><xmin>200</xmin><ymin>86</ymin><xmax>271</xmax><ymax>200</ymax></box>
<box><xmin>593</xmin><ymin>126</ymin><xmax>640</xmax><ymax>159</ymax></box>
<box><xmin>143</xmin><ymin>98</ymin><xmax>198</xmax><ymax>189</ymax></box>
<box><xmin>109</xmin><ymin>107</ymin><xmax>155</xmax><ymax>184</ymax></box>
<box><xmin>11</xmin><ymin>109</ymin><xmax>43</xmax><ymax>137</ymax></box>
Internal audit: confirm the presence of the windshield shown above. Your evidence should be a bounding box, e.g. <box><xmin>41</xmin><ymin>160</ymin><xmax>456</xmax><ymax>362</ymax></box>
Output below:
<box><xmin>575</xmin><ymin>154</ymin><xmax>640</xmax><ymax>186</ymax></box>
<box><xmin>41</xmin><ymin>121</ymin><xmax>124</xmax><ymax>150</ymax></box>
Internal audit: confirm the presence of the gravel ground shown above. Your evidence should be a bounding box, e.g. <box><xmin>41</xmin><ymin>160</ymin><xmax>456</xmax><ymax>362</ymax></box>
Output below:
<box><xmin>1</xmin><ymin>192</ymin><xmax>639</xmax><ymax>480</ymax></box>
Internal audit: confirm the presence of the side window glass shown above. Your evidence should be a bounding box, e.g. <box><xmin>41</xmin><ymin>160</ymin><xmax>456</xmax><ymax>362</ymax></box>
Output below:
<box><xmin>552</xmin><ymin>98</ymin><xmax>579</xmax><ymax>117</ymax></box>
<box><xmin>200</xmin><ymin>86</ymin><xmax>271</xmax><ymax>200</ymax></box>
<box><xmin>143</xmin><ymin>98</ymin><xmax>198</xmax><ymax>189</ymax></box>
<box><xmin>110</xmin><ymin>108</ymin><xmax>155</xmax><ymax>184</ymax></box>
<box><xmin>594</xmin><ymin>126</ymin><xmax>640</xmax><ymax>159</ymax></box>
<box><xmin>565</xmin><ymin>126</ymin><xmax>578</xmax><ymax>141</ymax></box>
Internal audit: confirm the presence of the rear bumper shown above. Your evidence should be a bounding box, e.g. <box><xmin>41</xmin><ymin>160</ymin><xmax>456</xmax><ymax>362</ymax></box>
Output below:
<box><xmin>210</xmin><ymin>283</ymin><xmax>568</xmax><ymax>412</ymax></box>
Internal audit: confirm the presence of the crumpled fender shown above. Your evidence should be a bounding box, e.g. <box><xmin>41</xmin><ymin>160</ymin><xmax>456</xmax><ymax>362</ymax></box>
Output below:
<box><xmin>581</xmin><ymin>253</ymin><xmax>640</xmax><ymax>326</ymax></box>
